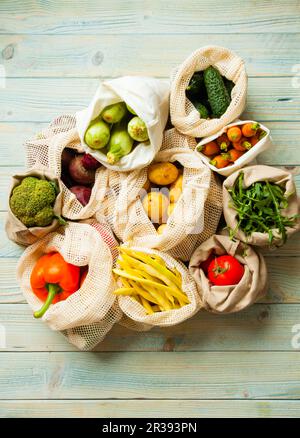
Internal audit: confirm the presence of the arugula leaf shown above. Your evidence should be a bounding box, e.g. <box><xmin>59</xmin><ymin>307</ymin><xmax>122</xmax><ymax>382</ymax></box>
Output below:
<box><xmin>228</xmin><ymin>173</ymin><xmax>299</xmax><ymax>246</ymax></box>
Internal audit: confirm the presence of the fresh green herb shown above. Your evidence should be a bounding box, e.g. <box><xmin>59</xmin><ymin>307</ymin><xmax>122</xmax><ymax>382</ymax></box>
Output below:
<box><xmin>228</xmin><ymin>172</ymin><xmax>299</xmax><ymax>245</ymax></box>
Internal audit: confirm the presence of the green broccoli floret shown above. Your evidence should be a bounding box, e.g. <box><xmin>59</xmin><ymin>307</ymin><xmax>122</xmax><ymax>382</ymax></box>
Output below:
<box><xmin>34</xmin><ymin>206</ymin><xmax>55</xmax><ymax>227</ymax></box>
<box><xmin>10</xmin><ymin>176</ymin><xmax>58</xmax><ymax>227</ymax></box>
<box><xmin>27</xmin><ymin>180</ymin><xmax>56</xmax><ymax>215</ymax></box>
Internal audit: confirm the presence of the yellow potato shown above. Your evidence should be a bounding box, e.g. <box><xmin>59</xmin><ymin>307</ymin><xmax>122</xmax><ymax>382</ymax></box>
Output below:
<box><xmin>148</xmin><ymin>162</ymin><xmax>179</xmax><ymax>186</ymax></box>
<box><xmin>157</xmin><ymin>223</ymin><xmax>167</xmax><ymax>235</ymax></box>
<box><xmin>167</xmin><ymin>203</ymin><xmax>176</xmax><ymax>217</ymax></box>
<box><xmin>169</xmin><ymin>174</ymin><xmax>183</xmax><ymax>203</ymax></box>
<box><xmin>142</xmin><ymin>192</ymin><xmax>169</xmax><ymax>224</ymax></box>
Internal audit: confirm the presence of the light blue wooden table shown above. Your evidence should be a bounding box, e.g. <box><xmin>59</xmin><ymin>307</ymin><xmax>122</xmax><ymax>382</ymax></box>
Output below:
<box><xmin>1</xmin><ymin>0</ymin><xmax>300</xmax><ymax>418</ymax></box>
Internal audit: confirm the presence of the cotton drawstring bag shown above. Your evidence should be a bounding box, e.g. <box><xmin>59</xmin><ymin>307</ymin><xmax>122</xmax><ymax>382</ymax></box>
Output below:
<box><xmin>5</xmin><ymin>169</ymin><xmax>64</xmax><ymax>246</ymax></box>
<box><xmin>24</xmin><ymin>114</ymin><xmax>109</xmax><ymax>220</ymax></box>
<box><xmin>223</xmin><ymin>165</ymin><xmax>300</xmax><ymax>246</ymax></box>
<box><xmin>17</xmin><ymin>222</ymin><xmax>122</xmax><ymax>350</ymax></box>
<box><xmin>170</xmin><ymin>45</ymin><xmax>247</xmax><ymax>138</ymax></box>
<box><xmin>196</xmin><ymin>120</ymin><xmax>272</xmax><ymax>177</ymax></box>
<box><xmin>76</xmin><ymin>76</ymin><xmax>170</xmax><ymax>171</ymax></box>
<box><xmin>105</xmin><ymin>128</ymin><xmax>223</xmax><ymax>261</ymax></box>
<box><xmin>116</xmin><ymin>246</ymin><xmax>202</xmax><ymax>331</ymax></box>
<box><xmin>189</xmin><ymin>234</ymin><xmax>268</xmax><ymax>313</ymax></box>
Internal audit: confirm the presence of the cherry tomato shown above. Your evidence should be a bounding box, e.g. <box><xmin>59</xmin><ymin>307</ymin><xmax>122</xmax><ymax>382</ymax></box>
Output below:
<box><xmin>208</xmin><ymin>255</ymin><xmax>244</xmax><ymax>286</ymax></box>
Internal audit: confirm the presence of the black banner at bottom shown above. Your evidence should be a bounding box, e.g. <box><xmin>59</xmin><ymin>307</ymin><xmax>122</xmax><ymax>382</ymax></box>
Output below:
<box><xmin>0</xmin><ymin>418</ymin><xmax>296</xmax><ymax>433</ymax></box>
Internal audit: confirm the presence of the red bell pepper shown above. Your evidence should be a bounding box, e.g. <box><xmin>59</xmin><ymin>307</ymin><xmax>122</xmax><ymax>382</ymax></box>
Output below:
<box><xmin>30</xmin><ymin>252</ymin><xmax>80</xmax><ymax>318</ymax></box>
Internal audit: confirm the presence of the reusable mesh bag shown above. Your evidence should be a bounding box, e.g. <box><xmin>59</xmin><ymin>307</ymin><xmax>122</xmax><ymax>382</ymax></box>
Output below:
<box><xmin>76</xmin><ymin>76</ymin><xmax>170</xmax><ymax>172</ymax></box>
<box><xmin>17</xmin><ymin>221</ymin><xmax>122</xmax><ymax>350</ymax></box>
<box><xmin>170</xmin><ymin>45</ymin><xmax>247</xmax><ymax>138</ymax></box>
<box><xmin>189</xmin><ymin>234</ymin><xmax>268</xmax><ymax>314</ymax></box>
<box><xmin>24</xmin><ymin>114</ymin><xmax>109</xmax><ymax>220</ymax></box>
<box><xmin>105</xmin><ymin>128</ymin><xmax>223</xmax><ymax>261</ymax></box>
<box><xmin>223</xmin><ymin>165</ymin><xmax>300</xmax><ymax>246</ymax></box>
<box><xmin>5</xmin><ymin>168</ymin><xmax>64</xmax><ymax>246</ymax></box>
<box><xmin>117</xmin><ymin>246</ymin><xmax>202</xmax><ymax>331</ymax></box>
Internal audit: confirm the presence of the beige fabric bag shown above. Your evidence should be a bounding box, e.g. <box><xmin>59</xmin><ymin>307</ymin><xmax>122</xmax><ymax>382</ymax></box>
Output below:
<box><xmin>5</xmin><ymin>169</ymin><xmax>64</xmax><ymax>246</ymax></box>
<box><xmin>196</xmin><ymin>120</ymin><xmax>272</xmax><ymax>177</ymax></box>
<box><xmin>117</xmin><ymin>246</ymin><xmax>202</xmax><ymax>331</ymax></box>
<box><xmin>24</xmin><ymin>114</ymin><xmax>109</xmax><ymax>220</ymax></box>
<box><xmin>170</xmin><ymin>46</ymin><xmax>247</xmax><ymax>138</ymax></box>
<box><xmin>17</xmin><ymin>222</ymin><xmax>122</xmax><ymax>350</ymax></box>
<box><xmin>189</xmin><ymin>234</ymin><xmax>268</xmax><ymax>314</ymax></box>
<box><xmin>76</xmin><ymin>76</ymin><xmax>170</xmax><ymax>172</ymax></box>
<box><xmin>223</xmin><ymin>165</ymin><xmax>300</xmax><ymax>246</ymax></box>
<box><xmin>105</xmin><ymin>128</ymin><xmax>223</xmax><ymax>261</ymax></box>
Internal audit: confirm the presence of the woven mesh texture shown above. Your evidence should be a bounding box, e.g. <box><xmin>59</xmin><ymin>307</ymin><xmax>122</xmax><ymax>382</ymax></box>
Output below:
<box><xmin>117</xmin><ymin>246</ymin><xmax>202</xmax><ymax>331</ymax></box>
<box><xmin>17</xmin><ymin>222</ymin><xmax>122</xmax><ymax>350</ymax></box>
<box><xmin>24</xmin><ymin>115</ymin><xmax>109</xmax><ymax>220</ymax></box>
<box><xmin>170</xmin><ymin>45</ymin><xmax>247</xmax><ymax>137</ymax></box>
<box><xmin>104</xmin><ymin>128</ymin><xmax>223</xmax><ymax>261</ymax></box>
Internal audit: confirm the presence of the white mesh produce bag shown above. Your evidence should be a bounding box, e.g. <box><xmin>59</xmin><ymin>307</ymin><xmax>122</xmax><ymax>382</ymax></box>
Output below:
<box><xmin>76</xmin><ymin>76</ymin><xmax>170</xmax><ymax>171</ymax></box>
<box><xmin>170</xmin><ymin>46</ymin><xmax>247</xmax><ymax>138</ymax></box>
<box><xmin>24</xmin><ymin>115</ymin><xmax>109</xmax><ymax>221</ymax></box>
<box><xmin>102</xmin><ymin>128</ymin><xmax>223</xmax><ymax>261</ymax></box>
<box><xmin>116</xmin><ymin>246</ymin><xmax>202</xmax><ymax>332</ymax></box>
<box><xmin>17</xmin><ymin>221</ymin><xmax>122</xmax><ymax>350</ymax></box>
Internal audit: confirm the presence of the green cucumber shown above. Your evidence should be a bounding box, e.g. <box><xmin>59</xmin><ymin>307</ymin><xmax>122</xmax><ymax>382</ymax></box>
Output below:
<box><xmin>193</xmin><ymin>101</ymin><xmax>209</xmax><ymax>119</ymax></box>
<box><xmin>203</xmin><ymin>66</ymin><xmax>231</xmax><ymax>118</ymax></box>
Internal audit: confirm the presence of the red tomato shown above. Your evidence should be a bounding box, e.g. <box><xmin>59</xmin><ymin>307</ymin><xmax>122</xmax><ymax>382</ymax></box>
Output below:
<box><xmin>208</xmin><ymin>255</ymin><xmax>244</xmax><ymax>286</ymax></box>
<box><xmin>200</xmin><ymin>252</ymin><xmax>215</xmax><ymax>275</ymax></box>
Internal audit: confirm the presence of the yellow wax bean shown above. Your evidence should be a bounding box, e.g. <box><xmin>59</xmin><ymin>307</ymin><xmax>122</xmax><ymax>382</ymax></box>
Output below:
<box><xmin>120</xmin><ymin>253</ymin><xmax>165</xmax><ymax>285</ymax></box>
<box><xmin>119</xmin><ymin>247</ymin><xmax>182</xmax><ymax>289</ymax></box>
<box><xmin>114</xmin><ymin>287</ymin><xmax>135</xmax><ymax>295</ymax></box>
<box><xmin>128</xmin><ymin>280</ymin><xmax>160</xmax><ymax>305</ymax></box>
<box><xmin>140</xmin><ymin>296</ymin><xmax>154</xmax><ymax>314</ymax></box>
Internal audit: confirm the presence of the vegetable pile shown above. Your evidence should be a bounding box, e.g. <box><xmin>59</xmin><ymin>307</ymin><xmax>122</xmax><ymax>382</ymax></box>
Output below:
<box><xmin>10</xmin><ymin>176</ymin><xmax>63</xmax><ymax>227</ymax></box>
<box><xmin>139</xmin><ymin>161</ymin><xmax>183</xmax><ymax>233</ymax></box>
<box><xmin>197</xmin><ymin>122</ymin><xmax>266</xmax><ymax>169</ymax></box>
<box><xmin>186</xmin><ymin>66</ymin><xmax>233</xmax><ymax>119</ymax></box>
<box><xmin>7</xmin><ymin>46</ymin><xmax>300</xmax><ymax>349</ymax></box>
<box><xmin>84</xmin><ymin>102</ymin><xmax>149</xmax><ymax>164</ymax></box>
<box><xmin>228</xmin><ymin>172</ymin><xmax>299</xmax><ymax>244</ymax></box>
<box><xmin>113</xmin><ymin>247</ymin><xmax>190</xmax><ymax>314</ymax></box>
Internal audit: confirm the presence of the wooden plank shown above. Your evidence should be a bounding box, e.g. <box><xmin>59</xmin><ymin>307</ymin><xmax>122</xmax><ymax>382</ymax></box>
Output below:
<box><xmin>0</xmin><ymin>303</ymin><xmax>299</xmax><ymax>352</ymax></box>
<box><xmin>1</xmin><ymin>121</ymin><xmax>300</xmax><ymax>166</ymax></box>
<box><xmin>0</xmin><ymin>122</ymin><xmax>39</xmax><ymax>166</ymax></box>
<box><xmin>1</xmin><ymin>33</ymin><xmax>300</xmax><ymax>78</ymax></box>
<box><xmin>1</xmin><ymin>399</ymin><xmax>300</xmax><ymax>418</ymax></box>
<box><xmin>257</xmin><ymin>122</ymin><xmax>300</xmax><ymax>166</ymax></box>
<box><xmin>0</xmin><ymin>213</ymin><xmax>24</xmax><ymax>258</ymax></box>
<box><xmin>1</xmin><ymin>351</ymin><xmax>300</xmax><ymax>399</ymax></box>
<box><xmin>0</xmin><ymin>77</ymin><xmax>299</xmax><ymax>123</ymax></box>
<box><xmin>0</xmin><ymin>259</ymin><xmax>24</xmax><ymax>303</ymax></box>
<box><xmin>0</xmin><ymin>1</ymin><xmax>299</xmax><ymax>34</ymax></box>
